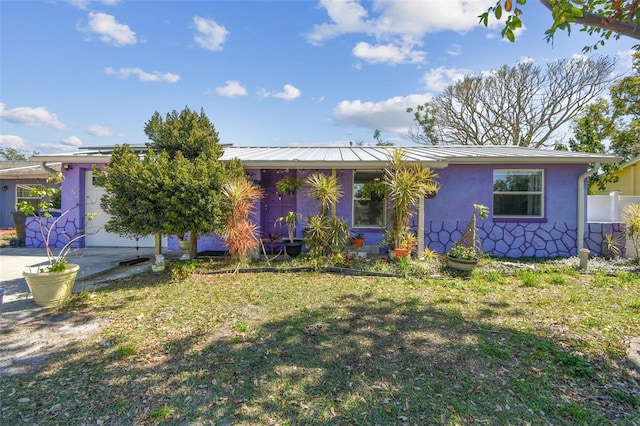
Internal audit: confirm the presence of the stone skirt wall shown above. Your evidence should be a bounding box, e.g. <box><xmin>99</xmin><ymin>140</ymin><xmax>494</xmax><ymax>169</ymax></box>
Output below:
<box><xmin>584</xmin><ymin>222</ymin><xmax>626</xmax><ymax>257</ymax></box>
<box><xmin>24</xmin><ymin>216</ymin><xmax>82</xmax><ymax>249</ymax></box>
<box><xmin>425</xmin><ymin>221</ymin><xmax>578</xmax><ymax>258</ymax></box>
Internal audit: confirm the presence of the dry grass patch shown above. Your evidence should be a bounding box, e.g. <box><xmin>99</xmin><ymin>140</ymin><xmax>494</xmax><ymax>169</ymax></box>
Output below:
<box><xmin>0</xmin><ymin>260</ymin><xmax>639</xmax><ymax>425</ymax></box>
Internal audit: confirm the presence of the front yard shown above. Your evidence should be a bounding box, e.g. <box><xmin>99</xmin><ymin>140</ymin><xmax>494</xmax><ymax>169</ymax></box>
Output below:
<box><xmin>1</xmin><ymin>256</ymin><xmax>639</xmax><ymax>424</ymax></box>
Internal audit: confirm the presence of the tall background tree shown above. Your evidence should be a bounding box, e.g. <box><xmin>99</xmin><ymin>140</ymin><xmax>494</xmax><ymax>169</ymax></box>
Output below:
<box><xmin>408</xmin><ymin>56</ymin><xmax>615</xmax><ymax>147</ymax></box>
<box><xmin>0</xmin><ymin>147</ymin><xmax>27</xmax><ymax>160</ymax></box>
<box><xmin>96</xmin><ymin>106</ymin><xmax>243</xmax><ymax>257</ymax></box>
<box><xmin>481</xmin><ymin>0</ymin><xmax>640</xmax><ymax>51</ymax></box>
<box><xmin>558</xmin><ymin>50</ymin><xmax>640</xmax><ymax>191</ymax></box>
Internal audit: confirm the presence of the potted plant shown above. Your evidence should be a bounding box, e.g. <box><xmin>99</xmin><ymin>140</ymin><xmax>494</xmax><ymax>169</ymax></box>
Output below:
<box><xmin>395</xmin><ymin>231</ymin><xmax>416</xmax><ymax>258</ymax></box>
<box><xmin>177</xmin><ymin>233</ymin><xmax>190</xmax><ymax>259</ymax></box>
<box><xmin>17</xmin><ymin>173</ymin><xmax>94</xmax><ymax>307</ymax></box>
<box><xmin>446</xmin><ymin>204</ymin><xmax>489</xmax><ymax>271</ymax></box>
<box><xmin>446</xmin><ymin>244</ymin><xmax>479</xmax><ymax>270</ymax></box>
<box><xmin>275</xmin><ymin>211</ymin><xmax>303</xmax><ymax>258</ymax></box>
<box><xmin>361</xmin><ymin>179</ymin><xmax>386</xmax><ymax>201</ymax></box>
<box><xmin>350</xmin><ymin>231</ymin><xmax>365</xmax><ymax>249</ymax></box>
<box><xmin>275</xmin><ymin>175</ymin><xmax>302</xmax><ymax>196</ymax></box>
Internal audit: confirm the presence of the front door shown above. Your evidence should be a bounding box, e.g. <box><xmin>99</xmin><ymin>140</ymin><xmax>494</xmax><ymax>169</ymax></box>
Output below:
<box><xmin>261</xmin><ymin>171</ymin><xmax>297</xmax><ymax>240</ymax></box>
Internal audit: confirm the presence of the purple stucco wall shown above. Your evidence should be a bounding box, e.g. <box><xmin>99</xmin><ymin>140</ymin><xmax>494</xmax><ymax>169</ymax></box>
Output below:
<box><xmin>31</xmin><ymin>161</ymin><xmax>612</xmax><ymax>258</ymax></box>
<box><xmin>421</xmin><ymin>163</ymin><xmax>584</xmax><ymax>257</ymax></box>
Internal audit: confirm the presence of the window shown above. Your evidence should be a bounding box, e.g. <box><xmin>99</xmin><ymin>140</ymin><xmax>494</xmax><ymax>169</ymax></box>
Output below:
<box><xmin>353</xmin><ymin>171</ymin><xmax>385</xmax><ymax>227</ymax></box>
<box><xmin>16</xmin><ymin>184</ymin><xmax>42</xmax><ymax>210</ymax></box>
<box><xmin>493</xmin><ymin>170</ymin><xmax>543</xmax><ymax>218</ymax></box>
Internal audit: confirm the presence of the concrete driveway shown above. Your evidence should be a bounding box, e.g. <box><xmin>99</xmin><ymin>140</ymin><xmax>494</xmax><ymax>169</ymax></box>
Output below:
<box><xmin>0</xmin><ymin>246</ymin><xmax>165</xmax><ymax>330</ymax></box>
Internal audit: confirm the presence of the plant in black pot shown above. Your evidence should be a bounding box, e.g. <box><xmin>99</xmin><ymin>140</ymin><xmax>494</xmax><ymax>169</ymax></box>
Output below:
<box><xmin>275</xmin><ymin>211</ymin><xmax>303</xmax><ymax>258</ymax></box>
<box><xmin>361</xmin><ymin>179</ymin><xmax>386</xmax><ymax>202</ymax></box>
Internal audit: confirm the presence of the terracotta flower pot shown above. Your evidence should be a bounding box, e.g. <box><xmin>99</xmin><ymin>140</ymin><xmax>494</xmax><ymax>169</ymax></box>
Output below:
<box><xmin>23</xmin><ymin>264</ymin><xmax>79</xmax><ymax>307</ymax></box>
<box><xmin>394</xmin><ymin>248</ymin><xmax>411</xmax><ymax>258</ymax></box>
<box><xmin>351</xmin><ymin>238</ymin><xmax>365</xmax><ymax>249</ymax></box>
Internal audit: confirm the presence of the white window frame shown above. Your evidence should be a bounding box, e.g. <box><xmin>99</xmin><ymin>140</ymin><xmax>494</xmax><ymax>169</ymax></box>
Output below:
<box><xmin>492</xmin><ymin>169</ymin><xmax>544</xmax><ymax>219</ymax></box>
<box><xmin>352</xmin><ymin>170</ymin><xmax>386</xmax><ymax>228</ymax></box>
<box><xmin>16</xmin><ymin>184</ymin><xmax>43</xmax><ymax>209</ymax></box>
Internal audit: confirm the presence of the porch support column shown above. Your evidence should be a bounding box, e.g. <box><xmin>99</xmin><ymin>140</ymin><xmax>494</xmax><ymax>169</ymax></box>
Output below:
<box><xmin>418</xmin><ymin>195</ymin><xmax>425</xmax><ymax>259</ymax></box>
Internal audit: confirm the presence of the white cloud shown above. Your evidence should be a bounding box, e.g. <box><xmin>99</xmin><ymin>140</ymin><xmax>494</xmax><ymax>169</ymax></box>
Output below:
<box><xmin>193</xmin><ymin>16</ymin><xmax>229</xmax><ymax>51</ymax></box>
<box><xmin>333</xmin><ymin>93</ymin><xmax>432</xmax><ymax>134</ymax></box>
<box><xmin>68</xmin><ymin>0</ymin><xmax>120</xmax><ymax>10</ymax></box>
<box><xmin>79</xmin><ymin>12</ymin><xmax>137</xmax><ymax>46</ymax></box>
<box><xmin>104</xmin><ymin>67</ymin><xmax>180</xmax><ymax>83</ymax></box>
<box><xmin>308</xmin><ymin>1</ymin><xmax>496</xmax><ymax>65</ymax></box>
<box><xmin>86</xmin><ymin>124</ymin><xmax>116</xmax><ymax>137</ymax></box>
<box><xmin>33</xmin><ymin>142</ymin><xmax>80</xmax><ymax>154</ymax></box>
<box><xmin>306</xmin><ymin>0</ymin><xmax>374</xmax><ymax>46</ymax></box>
<box><xmin>61</xmin><ymin>135</ymin><xmax>83</xmax><ymax>147</ymax></box>
<box><xmin>260</xmin><ymin>84</ymin><xmax>301</xmax><ymax>101</ymax></box>
<box><xmin>446</xmin><ymin>43</ymin><xmax>462</xmax><ymax>57</ymax></box>
<box><xmin>0</xmin><ymin>103</ymin><xmax>67</xmax><ymax>130</ymax></box>
<box><xmin>0</xmin><ymin>135</ymin><xmax>30</xmax><ymax>152</ymax></box>
<box><xmin>352</xmin><ymin>41</ymin><xmax>425</xmax><ymax>65</ymax></box>
<box><xmin>213</xmin><ymin>80</ymin><xmax>247</xmax><ymax>97</ymax></box>
<box><xmin>616</xmin><ymin>49</ymin><xmax>636</xmax><ymax>73</ymax></box>
<box><xmin>421</xmin><ymin>66</ymin><xmax>470</xmax><ymax>92</ymax></box>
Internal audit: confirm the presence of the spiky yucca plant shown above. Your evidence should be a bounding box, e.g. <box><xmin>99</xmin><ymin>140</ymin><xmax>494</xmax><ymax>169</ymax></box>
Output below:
<box><xmin>221</xmin><ymin>178</ymin><xmax>264</xmax><ymax>259</ymax></box>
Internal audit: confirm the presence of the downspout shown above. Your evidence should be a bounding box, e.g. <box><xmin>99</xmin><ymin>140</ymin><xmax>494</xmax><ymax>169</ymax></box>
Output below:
<box><xmin>577</xmin><ymin>163</ymin><xmax>600</xmax><ymax>253</ymax></box>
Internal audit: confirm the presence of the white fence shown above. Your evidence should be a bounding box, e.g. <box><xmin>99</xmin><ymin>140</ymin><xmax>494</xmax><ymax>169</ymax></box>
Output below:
<box><xmin>587</xmin><ymin>192</ymin><xmax>640</xmax><ymax>223</ymax></box>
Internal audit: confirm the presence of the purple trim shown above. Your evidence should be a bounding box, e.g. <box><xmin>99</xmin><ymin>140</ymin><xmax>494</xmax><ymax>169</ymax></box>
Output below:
<box><xmin>493</xmin><ymin>217</ymin><xmax>547</xmax><ymax>223</ymax></box>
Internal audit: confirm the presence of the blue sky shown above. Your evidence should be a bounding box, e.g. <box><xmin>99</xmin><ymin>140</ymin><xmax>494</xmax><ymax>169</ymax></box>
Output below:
<box><xmin>1</xmin><ymin>0</ymin><xmax>638</xmax><ymax>154</ymax></box>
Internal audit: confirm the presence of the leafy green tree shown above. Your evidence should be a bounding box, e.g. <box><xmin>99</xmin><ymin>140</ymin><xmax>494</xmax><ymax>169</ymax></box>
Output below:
<box><xmin>144</xmin><ymin>107</ymin><xmax>224</xmax><ymax>161</ymax></box>
<box><xmin>373</xmin><ymin>129</ymin><xmax>394</xmax><ymax>146</ymax></box>
<box><xmin>96</xmin><ymin>107</ymin><xmax>244</xmax><ymax>257</ymax></box>
<box><xmin>556</xmin><ymin>100</ymin><xmax>620</xmax><ymax>192</ymax></box>
<box><xmin>480</xmin><ymin>0</ymin><xmax>640</xmax><ymax>52</ymax></box>
<box><xmin>0</xmin><ymin>147</ymin><xmax>27</xmax><ymax>160</ymax></box>
<box><xmin>559</xmin><ymin>51</ymin><xmax>640</xmax><ymax>192</ymax></box>
<box><xmin>408</xmin><ymin>57</ymin><xmax>615</xmax><ymax>147</ymax></box>
<box><xmin>609</xmin><ymin>51</ymin><xmax>640</xmax><ymax>161</ymax></box>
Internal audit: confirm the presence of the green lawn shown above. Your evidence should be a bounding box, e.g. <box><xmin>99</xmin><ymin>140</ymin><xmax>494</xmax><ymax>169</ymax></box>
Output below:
<box><xmin>2</xmin><ymin>256</ymin><xmax>640</xmax><ymax>425</ymax></box>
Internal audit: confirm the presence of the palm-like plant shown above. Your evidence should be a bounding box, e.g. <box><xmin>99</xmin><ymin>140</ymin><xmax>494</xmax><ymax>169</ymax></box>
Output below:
<box><xmin>305</xmin><ymin>172</ymin><xmax>343</xmax><ymax>217</ymax></box>
<box><xmin>624</xmin><ymin>203</ymin><xmax>640</xmax><ymax>260</ymax></box>
<box><xmin>384</xmin><ymin>148</ymin><xmax>440</xmax><ymax>249</ymax></box>
<box><xmin>221</xmin><ymin>178</ymin><xmax>264</xmax><ymax>258</ymax></box>
<box><xmin>275</xmin><ymin>211</ymin><xmax>301</xmax><ymax>243</ymax></box>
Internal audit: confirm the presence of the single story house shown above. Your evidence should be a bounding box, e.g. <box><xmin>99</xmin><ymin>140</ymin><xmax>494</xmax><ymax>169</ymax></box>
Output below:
<box><xmin>26</xmin><ymin>145</ymin><xmax>620</xmax><ymax>258</ymax></box>
<box><xmin>592</xmin><ymin>157</ymin><xmax>640</xmax><ymax>196</ymax></box>
<box><xmin>0</xmin><ymin>160</ymin><xmax>61</xmax><ymax>229</ymax></box>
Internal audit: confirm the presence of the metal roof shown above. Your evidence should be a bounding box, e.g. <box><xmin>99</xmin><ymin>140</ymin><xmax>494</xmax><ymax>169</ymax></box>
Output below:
<box><xmin>30</xmin><ymin>145</ymin><xmax>620</xmax><ymax>169</ymax></box>
<box><xmin>0</xmin><ymin>161</ymin><xmax>61</xmax><ymax>178</ymax></box>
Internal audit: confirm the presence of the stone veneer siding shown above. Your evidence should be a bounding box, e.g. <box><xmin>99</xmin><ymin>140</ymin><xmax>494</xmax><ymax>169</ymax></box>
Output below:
<box><xmin>24</xmin><ymin>216</ymin><xmax>83</xmax><ymax>249</ymax></box>
<box><xmin>584</xmin><ymin>222</ymin><xmax>626</xmax><ymax>257</ymax></box>
<box><xmin>425</xmin><ymin>220</ymin><xmax>578</xmax><ymax>258</ymax></box>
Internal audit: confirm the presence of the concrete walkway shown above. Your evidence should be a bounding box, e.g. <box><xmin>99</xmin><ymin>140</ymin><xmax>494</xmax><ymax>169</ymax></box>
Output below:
<box><xmin>0</xmin><ymin>246</ymin><xmax>180</xmax><ymax>331</ymax></box>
